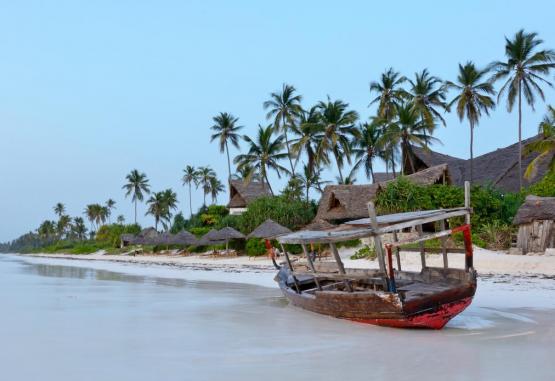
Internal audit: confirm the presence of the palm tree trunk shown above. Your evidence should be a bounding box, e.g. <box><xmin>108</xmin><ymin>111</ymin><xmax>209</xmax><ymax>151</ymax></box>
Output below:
<box><xmin>518</xmin><ymin>83</ymin><xmax>523</xmax><ymax>191</ymax></box>
<box><xmin>370</xmin><ymin>164</ymin><xmax>375</xmax><ymax>183</ymax></box>
<box><xmin>470</xmin><ymin>121</ymin><xmax>474</xmax><ymax>184</ymax></box>
<box><xmin>283</xmin><ymin>115</ymin><xmax>295</xmax><ymax>177</ymax></box>
<box><xmin>404</xmin><ymin>140</ymin><xmax>416</xmax><ymax>174</ymax></box>
<box><xmin>188</xmin><ymin>183</ymin><xmax>193</xmax><ymax>218</ymax></box>
<box><xmin>134</xmin><ymin>200</ymin><xmax>137</xmax><ymax>225</ymax></box>
<box><xmin>225</xmin><ymin>141</ymin><xmax>232</xmax><ymax>182</ymax></box>
<box><xmin>335</xmin><ymin>154</ymin><xmax>344</xmax><ymax>183</ymax></box>
<box><xmin>263</xmin><ymin>168</ymin><xmax>274</xmax><ymax>196</ymax></box>
<box><xmin>391</xmin><ymin>157</ymin><xmax>397</xmax><ymax>178</ymax></box>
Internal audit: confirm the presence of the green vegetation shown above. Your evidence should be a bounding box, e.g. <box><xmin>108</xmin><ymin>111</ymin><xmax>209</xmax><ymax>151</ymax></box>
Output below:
<box><xmin>350</xmin><ymin>246</ymin><xmax>376</xmax><ymax>260</ymax></box>
<box><xmin>245</xmin><ymin>238</ymin><xmax>266</xmax><ymax>257</ymax></box>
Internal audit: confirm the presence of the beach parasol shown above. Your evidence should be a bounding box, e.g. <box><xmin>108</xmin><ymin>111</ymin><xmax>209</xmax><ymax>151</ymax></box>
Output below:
<box><xmin>247</xmin><ymin>219</ymin><xmax>292</xmax><ymax>239</ymax></box>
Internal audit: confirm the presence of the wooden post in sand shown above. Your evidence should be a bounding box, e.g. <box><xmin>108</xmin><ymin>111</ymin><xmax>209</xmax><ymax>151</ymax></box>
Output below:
<box><xmin>367</xmin><ymin>201</ymin><xmax>386</xmax><ymax>274</ymax></box>
<box><xmin>464</xmin><ymin>181</ymin><xmax>471</xmax><ymax>225</ymax></box>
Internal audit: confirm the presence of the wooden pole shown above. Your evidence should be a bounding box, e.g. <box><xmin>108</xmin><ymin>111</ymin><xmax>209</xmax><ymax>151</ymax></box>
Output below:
<box><xmin>301</xmin><ymin>244</ymin><xmax>322</xmax><ymax>291</ymax></box>
<box><xmin>280</xmin><ymin>243</ymin><xmax>300</xmax><ymax>293</ymax></box>
<box><xmin>464</xmin><ymin>181</ymin><xmax>471</xmax><ymax>225</ymax></box>
<box><xmin>439</xmin><ymin>219</ymin><xmax>448</xmax><ymax>269</ymax></box>
<box><xmin>416</xmin><ymin>224</ymin><xmax>426</xmax><ymax>269</ymax></box>
<box><xmin>367</xmin><ymin>201</ymin><xmax>386</xmax><ymax>274</ymax></box>
<box><xmin>392</xmin><ymin>230</ymin><xmax>401</xmax><ymax>271</ymax></box>
<box><xmin>329</xmin><ymin>243</ymin><xmax>353</xmax><ymax>292</ymax></box>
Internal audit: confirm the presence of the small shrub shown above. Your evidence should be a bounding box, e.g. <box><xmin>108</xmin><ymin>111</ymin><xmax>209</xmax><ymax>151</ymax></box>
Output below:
<box><xmin>189</xmin><ymin>227</ymin><xmax>210</xmax><ymax>237</ymax></box>
<box><xmin>350</xmin><ymin>246</ymin><xmax>376</xmax><ymax>260</ymax></box>
<box><xmin>246</xmin><ymin>238</ymin><xmax>266</xmax><ymax>257</ymax></box>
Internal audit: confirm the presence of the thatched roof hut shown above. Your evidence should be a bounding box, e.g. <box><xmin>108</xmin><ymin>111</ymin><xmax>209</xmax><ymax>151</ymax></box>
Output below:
<box><xmin>514</xmin><ymin>196</ymin><xmax>555</xmax><ymax>254</ymax></box>
<box><xmin>121</xmin><ymin>227</ymin><xmax>159</xmax><ymax>246</ymax></box>
<box><xmin>247</xmin><ymin>219</ymin><xmax>292</xmax><ymax>239</ymax></box>
<box><xmin>314</xmin><ymin>164</ymin><xmax>451</xmax><ymax>223</ymax></box>
<box><xmin>211</xmin><ymin>227</ymin><xmax>245</xmax><ymax>240</ymax></box>
<box><xmin>405</xmin><ymin>135</ymin><xmax>548</xmax><ymax>193</ymax></box>
<box><xmin>228</xmin><ymin>180</ymin><xmax>272</xmax><ymax>212</ymax></box>
<box><xmin>172</xmin><ymin>230</ymin><xmax>199</xmax><ymax>246</ymax></box>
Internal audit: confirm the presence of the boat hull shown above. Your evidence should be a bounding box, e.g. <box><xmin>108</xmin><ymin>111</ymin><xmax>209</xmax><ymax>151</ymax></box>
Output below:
<box><xmin>277</xmin><ymin>267</ymin><xmax>476</xmax><ymax>330</ymax></box>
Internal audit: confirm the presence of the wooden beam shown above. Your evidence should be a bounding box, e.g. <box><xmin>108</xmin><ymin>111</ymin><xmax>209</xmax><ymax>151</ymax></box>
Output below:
<box><xmin>367</xmin><ymin>202</ymin><xmax>386</xmax><ymax>273</ymax></box>
<box><xmin>440</xmin><ymin>219</ymin><xmax>448</xmax><ymax>269</ymax></box>
<box><xmin>301</xmin><ymin>244</ymin><xmax>322</xmax><ymax>291</ymax></box>
<box><xmin>377</xmin><ymin>209</ymin><xmax>469</xmax><ymax>235</ymax></box>
<box><xmin>280</xmin><ymin>243</ymin><xmax>300</xmax><ymax>293</ymax></box>
<box><xmin>392</xmin><ymin>230</ymin><xmax>401</xmax><ymax>271</ymax></box>
<box><xmin>329</xmin><ymin>243</ymin><xmax>353</xmax><ymax>292</ymax></box>
<box><xmin>416</xmin><ymin>224</ymin><xmax>426</xmax><ymax>269</ymax></box>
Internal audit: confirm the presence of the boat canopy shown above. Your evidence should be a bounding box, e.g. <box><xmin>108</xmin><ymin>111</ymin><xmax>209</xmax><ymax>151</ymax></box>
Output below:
<box><xmin>277</xmin><ymin>207</ymin><xmax>469</xmax><ymax>244</ymax></box>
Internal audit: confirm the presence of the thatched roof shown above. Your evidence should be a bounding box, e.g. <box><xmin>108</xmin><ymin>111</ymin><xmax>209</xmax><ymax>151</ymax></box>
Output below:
<box><xmin>513</xmin><ymin>196</ymin><xmax>555</xmax><ymax>225</ymax></box>
<box><xmin>172</xmin><ymin>230</ymin><xmax>198</xmax><ymax>246</ymax></box>
<box><xmin>314</xmin><ymin>164</ymin><xmax>451</xmax><ymax>222</ymax></box>
<box><xmin>212</xmin><ymin>227</ymin><xmax>245</xmax><ymax>240</ymax></box>
<box><xmin>228</xmin><ymin>180</ymin><xmax>272</xmax><ymax>208</ymax></box>
<box><xmin>373</xmin><ymin>172</ymin><xmax>395</xmax><ymax>183</ymax></box>
<box><xmin>302</xmin><ymin>219</ymin><xmax>336</xmax><ymax>231</ymax></box>
<box><xmin>247</xmin><ymin>219</ymin><xmax>292</xmax><ymax>239</ymax></box>
<box><xmin>407</xmin><ymin>135</ymin><xmax>547</xmax><ymax>193</ymax></box>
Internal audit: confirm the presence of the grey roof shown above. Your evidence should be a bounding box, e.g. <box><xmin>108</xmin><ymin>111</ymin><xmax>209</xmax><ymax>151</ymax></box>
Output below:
<box><xmin>372</xmin><ymin>172</ymin><xmax>395</xmax><ymax>183</ymax></box>
<box><xmin>172</xmin><ymin>230</ymin><xmax>198</xmax><ymax>245</ymax></box>
<box><xmin>247</xmin><ymin>219</ymin><xmax>292</xmax><ymax>239</ymax></box>
<box><xmin>211</xmin><ymin>227</ymin><xmax>245</xmax><ymax>240</ymax></box>
<box><xmin>228</xmin><ymin>180</ymin><xmax>272</xmax><ymax>208</ymax></box>
<box><xmin>513</xmin><ymin>196</ymin><xmax>555</xmax><ymax>225</ymax></box>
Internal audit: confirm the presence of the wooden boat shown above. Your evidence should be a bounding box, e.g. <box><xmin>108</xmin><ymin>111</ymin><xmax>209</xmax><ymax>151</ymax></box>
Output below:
<box><xmin>274</xmin><ymin>183</ymin><xmax>476</xmax><ymax>329</ymax></box>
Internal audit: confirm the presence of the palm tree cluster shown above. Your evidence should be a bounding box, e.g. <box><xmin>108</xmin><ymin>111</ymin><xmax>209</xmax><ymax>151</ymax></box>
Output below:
<box><xmin>208</xmin><ymin>29</ymin><xmax>555</xmax><ymax>193</ymax></box>
<box><xmin>145</xmin><ymin>189</ymin><xmax>178</xmax><ymax>231</ymax></box>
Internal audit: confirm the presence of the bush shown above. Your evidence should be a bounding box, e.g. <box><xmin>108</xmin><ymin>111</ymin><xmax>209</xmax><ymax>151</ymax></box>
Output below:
<box><xmin>475</xmin><ymin>222</ymin><xmax>515</xmax><ymax>250</ymax></box>
<box><xmin>246</xmin><ymin>238</ymin><xmax>267</xmax><ymax>257</ymax></box>
<box><xmin>239</xmin><ymin>196</ymin><xmax>316</xmax><ymax>233</ymax></box>
<box><xmin>96</xmin><ymin>223</ymin><xmax>141</xmax><ymax>247</ymax></box>
<box><xmin>189</xmin><ymin>227</ymin><xmax>210</xmax><ymax>237</ymax></box>
<box><xmin>527</xmin><ymin>172</ymin><xmax>555</xmax><ymax>197</ymax></box>
<box><xmin>350</xmin><ymin>246</ymin><xmax>376</xmax><ymax>260</ymax></box>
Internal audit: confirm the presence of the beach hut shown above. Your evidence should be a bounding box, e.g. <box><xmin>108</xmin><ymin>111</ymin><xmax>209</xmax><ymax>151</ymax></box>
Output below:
<box><xmin>247</xmin><ymin>219</ymin><xmax>292</xmax><ymax>239</ymax></box>
<box><xmin>228</xmin><ymin>180</ymin><xmax>272</xmax><ymax>215</ymax></box>
<box><xmin>120</xmin><ymin>227</ymin><xmax>158</xmax><ymax>247</ymax></box>
<box><xmin>172</xmin><ymin>230</ymin><xmax>199</xmax><ymax>246</ymax></box>
<box><xmin>513</xmin><ymin>196</ymin><xmax>555</xmax><ymax>254</ymax></box>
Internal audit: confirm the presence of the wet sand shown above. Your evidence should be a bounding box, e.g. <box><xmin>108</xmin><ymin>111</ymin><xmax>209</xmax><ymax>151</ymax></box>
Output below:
<box><xmin>1</xmin><ymin>253</ymin><xmax>554</xmax><ymax>380</ymax></box>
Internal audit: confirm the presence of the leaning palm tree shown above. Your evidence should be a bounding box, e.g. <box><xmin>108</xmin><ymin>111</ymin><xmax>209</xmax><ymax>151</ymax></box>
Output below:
<box><xmin>369</xmin><ymin>68</ymin><xmax>407</xmax><ymax>120</ymax></box>
<box><xmin>407</xmin><ymin>68</ymin><xmax>448</xmax><ymax>131</ymax></box>
<box><xmin>105</xmin><ymin>199</ymin><xmax>116</xmax><ymax>224</ymax></box>
<box><xmin>234</xmin><ymin>125</ymin><xmax>289</xmax><ymax>195</ymax></box>
<box><xmin>445</xmin><ymin>62</ymin><xmax>496</xmax><ymax>183</ymax></box>
<box><xmin>53</xmin><ymin>203</ymin><xmax>66</xmax><ymax>219</ymax></box>
<box><xmin>489</xmin><ymin>29</ymin><xmax>555</xmax><ymax>190</ymax></box>
<box><xmin>351</xmin><ymin>122</ymin><xmax>384</xmax><ymax>183</ymax></box>
<box><xmin>122</xmin><ymin>169</ymin><xmax>151</xmax><ymax>224</ymax></box>
<box><xmin>210</xmin><ymin>112</ymin><xmax>243</xmax><ymax>182</ymax></box>
<box><xmin>382</xmin><ymin>103</ymin><xmax>440</xmax><ymax>174</ymax></box>
<box><xmin>263</xmin><ymin>84</ymin><xmax>303</xmax><ymax>176</ymax></box>
<box><xmin>196</xmin><ymin>166</ymin><xmax>216</xmax><ymax>207</ymax></box>
<box><xmin>524</xmin><ymin>106</ymin><xmax>555</xmax><ymax>179</ymax></box>
<box><xmin>182</xmin><ymin>165</ymin><xmax>199</xmax><ymax>218</ymax></box>
<box><xmin>315</xmin><ymin>98</ymin><xmax>359</xmax><ymax>183</ymax></box>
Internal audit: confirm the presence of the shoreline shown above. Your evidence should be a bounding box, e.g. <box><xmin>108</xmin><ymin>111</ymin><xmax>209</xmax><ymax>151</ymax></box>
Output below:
<box><xmin>17</xmin><ymin>245</ymin><xmax>555</xmax><ymax>278</ymax></box>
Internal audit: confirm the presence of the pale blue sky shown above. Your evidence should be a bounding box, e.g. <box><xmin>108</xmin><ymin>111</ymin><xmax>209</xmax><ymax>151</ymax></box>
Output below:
<box><xmin>1</xmin><ymin>0</ymin><xmax>555</xmax><ymax>241</ymax></box>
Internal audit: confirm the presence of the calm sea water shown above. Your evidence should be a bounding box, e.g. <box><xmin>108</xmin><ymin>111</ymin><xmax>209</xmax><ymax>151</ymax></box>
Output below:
<box><xmin>1</xmin><ymin>254</ymin><xmax>554</xmax><ymax>381</ymax></box>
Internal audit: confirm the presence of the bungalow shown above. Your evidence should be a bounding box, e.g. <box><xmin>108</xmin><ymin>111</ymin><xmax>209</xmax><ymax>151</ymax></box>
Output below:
<box><xmin>513</xmin><ymin>196</ymin><xmax>555</xmax><ymax>254</ymax></box>
<box><xmin>228</xmin><ymin>180</ymin><xmax>272</xmax><ymax>215</ymax></box>
<box><xmin>315</xmin><ymin>164</ymin><xmax>451</xmax><ymax>224</ymax></box>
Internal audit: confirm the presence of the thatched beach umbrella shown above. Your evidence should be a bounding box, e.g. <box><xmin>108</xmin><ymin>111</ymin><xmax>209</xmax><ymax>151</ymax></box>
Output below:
<box><xmin>197</xmin><ymin>229</ymin><xmax>225</xmax><ymax>246</ymax></box>
<box><xmin>247</xmin><ymin>219</ymin><xmax>291</xmax><ymax>239</ymax></box>
<box><xmin>172</xmin><ymin>230</ymin><xmax>199</xmax><ymax>246</ymax></box>
<box><xmin>213</xmin><ymin>227</ymin><xmax>245</xmax><ymax>252</ymax></box>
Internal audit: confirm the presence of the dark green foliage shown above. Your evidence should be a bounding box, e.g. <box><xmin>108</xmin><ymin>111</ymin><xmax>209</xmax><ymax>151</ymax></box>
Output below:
<box><xmin>170</xmin><ymin>212</ymin><xmax>187</xmax><ymax>234</ymax></box>
<box><xmin>336</xmin><ymin>239</ymin><xmax>362</xmax><ymax>248</ymax></box>
<box><xmin>214</xmin><ymin>215</ymin><xmax>242</xmax><ymax>230</ymax></box>
<box><xmin>238</xmin><ymin>196</ymin><xmax>316</xmax><ymax>233</ymax></box>
<box><xmin>189</xmin><ymin>227</ymin><xmax>210</xmax><ymax>237</ymax></box>
<box><xmin>527</xmin><ymin>172</ymin><xmax>555</xmax><ymax>197</ymax></box>
<box><xmin>96</xmin><ymin>223</ymin><xmax>141</xmax><ymax>248</ymax></box>
<box><xmin>350</xmin><ymin>246</ymin><xmax>376</xmax><ymax>260</ymax></box>
<box><xmin>246</xmin><ymin>238</ymin><xmax>267</xmax><ymax>257</ymax></box>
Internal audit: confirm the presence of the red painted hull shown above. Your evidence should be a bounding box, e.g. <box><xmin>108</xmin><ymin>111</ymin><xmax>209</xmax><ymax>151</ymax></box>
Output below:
<box><xmin>349</xmin><ymin>297</ymin><xmax>473</xmax><ymax>329</ymax></box>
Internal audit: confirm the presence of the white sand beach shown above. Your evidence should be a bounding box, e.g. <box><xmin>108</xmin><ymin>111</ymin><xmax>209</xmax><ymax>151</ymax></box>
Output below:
<box><xmin>28</xmin><ymin>246</ymin><xmax>555</xmax><ymax>277</ymax></box>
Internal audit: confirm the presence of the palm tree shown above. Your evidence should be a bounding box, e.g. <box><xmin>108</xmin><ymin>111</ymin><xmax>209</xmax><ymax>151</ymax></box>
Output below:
<box><xmin>105</xmin><ymin>199</ymin><xmax>116</xmax><ymax>224</ymax></box>
<box><xmin>369</xmin><ymin>68</ymin><xmax>407</xmax><ymax>120</ymax></box>
<box><xmin>210</xmin><ymin>112</ymin><xmax>243</xmax><ymax>182</ymax></box>
<box><xmin>182</xmin><ymin>165</ymin><xmax>199</xmax><ymax>218</ymax></box>
<box><xmin>84</xmin><ymin>204</ymin><xmax>98</xmax><ymax>232</ymax></box>
<box><xmin>161</xmin><ymin>189</ymin><xmax>178</xmax><ymax>230</ymax></box>
<box><xmin>489</xmin><ymin>29</ymin><xmax>555</xmax><ymax>190</ymax></box>
<box><xmin>196</xmin><ymin>166</ymin><xmax>216</xmax><ymax>207</ymax></box>
<box><xmin>382</xmin><ymin>103</ymin><xmax>440</xmax><ymax>174</ymax></box>
<box><xmin>315</xmin><ymin>98</ymin><xmax>359</xmax><ymax>183</ymax></box>
<box><xmin>56</xmin><ymin>215</ymin><xmax>71</xmax><ymax>240</ymax></box>
<box><xmin>53</xmin><ymin>203</ymin><xmax>66</xmax><ymax>219</ymax></box>
<box><xmin>122</xmin><ymin>169</ymin><xmax>151</xmax><ymax>224</ymax></box>
<box><xmin>209</xmin><ymin>177</ymin><xmax>225</xmax><ymax>204</ymax></box>
<box><xmin>291</xmin><ymin>106</ymin><xmax>327</xmax><ymax>179</ymax></box>
<box><xmin>351</xmin><ymin>122</ymin><xmax>384</xmax><ymax>183</ymax></box>
<box><xmin>445</xmin><ymin>62</ymin><xmax>496</xmax><ymax>183</ymax></box>
<box><xmin>145</xmin><ymin>192</ymin><xmax>165</xmax><ymax>231</ymax></box>
<box><xmin>72</xmin><ymin>217</ymin><xmax>87</xmax><ymax>241</ymax></box>
<box><xmin>524</xmin><ymin>106</ymin><xmax>555</xmax><ymax>179</ymax></box>
<box><xmin>336</xmin><ymin>167</ymin><xmax>358</xmax><ymax>185</ymax></box>
<box><xmin>38</xmin><ymin>220</ymin><xmax>56</xmax><ymax>240</ymax></box>
<box><xmin>407</xmin><ymin>68</ymin><xmax>448</xmax><ymax>130</ymax></box>
<box><xmin>263</xmin><ymin>84</ymin><xmax>303</xmax><ymax>176</ymax></box>
<box><xmin>231</xmin><ymin>164</ymin><xmax>261</xmax><ymax>183</ymax></box>
<box><xmin>297</xmin><ymin>164</ymin><xmax>330</xmax><ymax>202</ymax></box>
<box><xmin>116</xmin><ymin>215</ymin><xmax>126</xmax><ymax>225</ymax></box>
<box><xmin>234</xmin><ymin>125</ymin><xmax>289</xmax><ymax>195</ymax></box>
